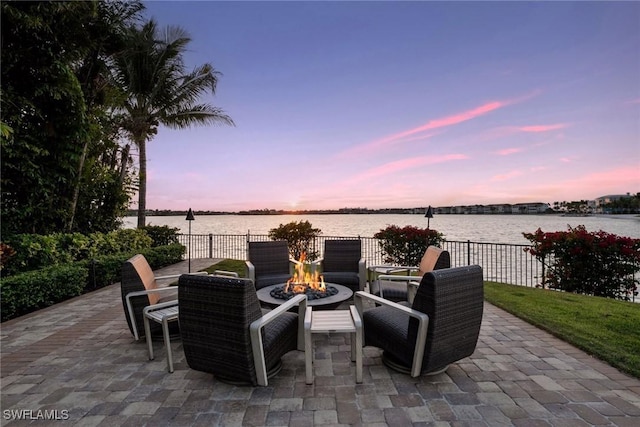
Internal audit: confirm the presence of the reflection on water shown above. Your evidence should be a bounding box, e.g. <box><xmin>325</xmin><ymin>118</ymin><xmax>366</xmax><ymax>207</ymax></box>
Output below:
<box><xmin>124</xmin><ymin>214</ymin><xmax>640</xmax><ymax>245</ymax></box>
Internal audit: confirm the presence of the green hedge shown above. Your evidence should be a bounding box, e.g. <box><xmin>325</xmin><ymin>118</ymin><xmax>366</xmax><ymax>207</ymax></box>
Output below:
<box><xmin>0</xmin><ymin>264</ymin><xmax>88</xmax><ymax>321</ymax></box>
<box><xmin>1</xmin><ymin>229</ymin><xmax>154</xmax><ymax>276</ymax></box>
<box><xmin>0</xmin><ymin>244</ymin><xmax>185</xmax><ymax>322</ymax></box>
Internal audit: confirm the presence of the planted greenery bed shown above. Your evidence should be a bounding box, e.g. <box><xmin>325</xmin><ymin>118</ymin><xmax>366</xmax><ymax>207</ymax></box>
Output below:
<box><xmin>0</xmin><ymin>244</ymin><xmax>185</xmax><ymax>322</ymax></box>
<box><xmin>484</xmin><ymin>282</ymin><xmax>640</xmax><ymax>379</ymax></box>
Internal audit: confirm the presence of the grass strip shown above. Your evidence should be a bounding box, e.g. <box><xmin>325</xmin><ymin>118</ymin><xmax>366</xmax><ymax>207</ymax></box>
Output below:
<box><xmin>202</xmin><ymin>258</ymin><xmax>247</xmax><ymax>278</ymax></box>
<box><xmin>484</xmin><ymin>281</ymin><xmax>640</xmax><ymax>378</ymax></box>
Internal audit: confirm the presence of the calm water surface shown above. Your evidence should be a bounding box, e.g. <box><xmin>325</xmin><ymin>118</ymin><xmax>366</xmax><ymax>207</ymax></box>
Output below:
<box><xmin>124</xmin><ymin>214</ymin><xmax>640</xmax><ymax>245</ymax></box>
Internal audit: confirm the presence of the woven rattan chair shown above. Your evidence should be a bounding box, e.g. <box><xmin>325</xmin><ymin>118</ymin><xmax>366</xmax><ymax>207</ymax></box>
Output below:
<box><xmin>121</xmin><ymin>254</ymin><xmax>185</xmax><ymax>341</ymax></box>
<box><xmin>355</xmin><ymin>265</ymin><xmax>484</xmax><ymax>377</ymax></box>
<box><xmin>246</xmin><ymin>241</ymin><xmax>293</xmax><ymax>290</ymax></box>
<box><xmin>372</xmin><ymin>246</ymin><xmax>451</xmax><ymax>302</ymax></box>
<box><xmin>178</xmin><ymin>274</ymin><xmax>306</xmax><ymax>386</ymax></box>
<box><xmin>314</xmin><ymin>239</ymin><xmax>366</xmax><ymax>292</ymax></box>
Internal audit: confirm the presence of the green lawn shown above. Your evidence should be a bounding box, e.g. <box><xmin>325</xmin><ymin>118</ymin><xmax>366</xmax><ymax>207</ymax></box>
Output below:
<box><xmin>201</xmin><ymin>258</ymin><xmax>247</xmax><ymax>277</ymax></box>
<box><xmin>484</xmin><ymin>282</ymin><xmax>640</xmax><ymax>379</ymax></box>
<box><xmin>201</xmin><ymin>259</ymin><xmax>640</xmax><ymax>379</ymax></box>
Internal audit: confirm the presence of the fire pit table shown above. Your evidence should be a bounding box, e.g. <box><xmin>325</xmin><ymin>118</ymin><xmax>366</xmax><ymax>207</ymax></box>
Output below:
<box><xmin>256</xmin><ymin>283</ymin><xmax>353</xmax><ymax>310</ymax></box>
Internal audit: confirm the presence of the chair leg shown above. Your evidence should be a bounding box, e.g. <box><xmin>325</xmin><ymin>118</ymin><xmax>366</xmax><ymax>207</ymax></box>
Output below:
<box><xmin>162</xmin><ymin>317</ymin><xmax>173</xmax><ymax>373</ymax></box>
<box><xmin>144</xmin><ymin>315</ymin><xmax>154</xmax><ymax>361</ymax></box>
<box><xmin>305</xmin><ymin>309</ymin><xmax>313</xmax><ymax>384</ymax></box>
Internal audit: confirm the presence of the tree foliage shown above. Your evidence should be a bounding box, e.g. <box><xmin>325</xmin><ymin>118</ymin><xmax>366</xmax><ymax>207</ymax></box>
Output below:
<box><xmin>374</xmin><ymin>225</ymin><xmax>445</xmax><ymax>266</ymax></box>
<box><xmin>1</xmin><ymin>1</ymin><xmax>143</xmax><ymax>236</ymax></box>
<box><xmin>111</xmin><ymin>19</ymin><xmax>234</xmax><ymax>228</ymax></box>
<box><xmin>523</xmin><ymin>226</ymin><xmax>640</xmax><ymax>300</ymax></box>
<box><xmin>268</xmin><ymin>221</ymin><xmax>322</xmax><ymax>261</ymax></box>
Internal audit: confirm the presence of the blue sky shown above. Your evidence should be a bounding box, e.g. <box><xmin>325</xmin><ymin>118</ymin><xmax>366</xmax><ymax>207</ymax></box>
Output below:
<box><xmin>141</xmin><ymin>1</ymin><xmax>639</xmax><ymax>212</ymax></box>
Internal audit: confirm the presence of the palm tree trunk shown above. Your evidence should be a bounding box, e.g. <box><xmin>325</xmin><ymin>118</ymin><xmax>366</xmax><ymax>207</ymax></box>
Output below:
<box><xmin>118</xmin><ymin>144</ymin><xmax>130</xmax><ymax>185</ymax></box>
<box><xmin>67</xmin><ymin>139</ymin><xmax>89</xmax><ymax>232</ymax></box>
<box><xmin>136</xmin><ymin>138</ymin><xmax>147</xmax><ymax>228</ymax></box>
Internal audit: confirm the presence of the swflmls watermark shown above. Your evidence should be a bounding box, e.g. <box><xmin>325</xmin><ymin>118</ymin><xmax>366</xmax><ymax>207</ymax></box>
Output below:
<box><xmin>3</xmin><ymin>409</ymin><xmax>70</xmax><ymax>421</ymax></box>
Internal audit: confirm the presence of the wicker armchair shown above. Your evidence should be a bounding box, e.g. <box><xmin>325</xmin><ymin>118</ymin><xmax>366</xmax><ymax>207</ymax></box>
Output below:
<box><xmin>178</xmin><ymin>274</ymin><xmax>306</xmax><ymax>386</ymax></box>
<box><xmin>121</xmin><ymin>254</ymin><xmax>186</xmax><ymax>341</ymax></box>
<box><xmin>371</xmin><ymin>246</ymin><xmax>451</xmax><ymax>303</ymax></box>
<box><xmin>246</xmin><ymin>241</ymin><xmax>293</xmax><ymax>290</ymax></box>
<box><xmin>355</xmin><ymin>265</ymin><xmax>484</xmax><ymax>377</ymax></box>
<box><xmin>314</xmin><ymin>239</ymin><xmax>366</xmax><ymax>292</ymax></box>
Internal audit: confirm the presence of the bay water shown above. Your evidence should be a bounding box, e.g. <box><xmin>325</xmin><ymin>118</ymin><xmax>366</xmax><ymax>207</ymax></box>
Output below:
<box><xmin>124</xmin><ymin>214</ymin><xmax>640</xmax><ymax>245</ymax></box>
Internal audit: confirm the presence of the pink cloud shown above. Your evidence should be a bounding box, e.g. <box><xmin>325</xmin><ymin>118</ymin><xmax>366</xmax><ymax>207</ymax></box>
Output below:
<box><xmin>351</xmin><ymin>154</ymin><xmax>468</xmax><ymax>182</ymax></box>
<box><xmin>375</xmin><ymin>101</ymin><xmax>504</xmax><ymax>145</ymax></box>
<box><xmin>556</xmin><ymin>166</ymin><xmax>640</xmax><ymax>198</ymax></box>
<box><xmin>518</xmin><ymin>123</ymin><xmax>569</xmax><ymax>132</ymax></box>
<box><xmin>491</xmin><ymin>170</ymin><xmax>524</xmax><ymax>182</ymax></box>
<box><xmin>496</xmin><ymin>147</ymin><xmax>523</xmax><ymax>156</ymax></box>
<box><xmin>340</xmin><ymin>92</ymin><xmax>538</xmax><ymax>158</ymax></box>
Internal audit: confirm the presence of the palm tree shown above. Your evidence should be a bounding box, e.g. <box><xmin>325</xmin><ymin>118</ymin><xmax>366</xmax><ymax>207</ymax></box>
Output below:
<box><xmin>113</xmin><ymin>20</ymin><xmax>234</xmax><ymax>228</ymax></box>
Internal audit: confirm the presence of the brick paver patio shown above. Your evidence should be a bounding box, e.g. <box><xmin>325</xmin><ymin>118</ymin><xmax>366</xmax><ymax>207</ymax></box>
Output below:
<box><xmin>1</xmin><ymin>259</ymin><xmax>639</xmax><ymax>426</ymax></box>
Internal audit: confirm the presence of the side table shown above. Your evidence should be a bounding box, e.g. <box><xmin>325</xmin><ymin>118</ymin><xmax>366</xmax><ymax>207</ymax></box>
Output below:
<box><xmin>304</xmin><ymin>306</ymin><xmax>362</xmax><ymax>384</ymax></box>
<box><xmin>143</xmin><ymin>303</ymin><xmax>179</xmax><ymax>373</ymax></box>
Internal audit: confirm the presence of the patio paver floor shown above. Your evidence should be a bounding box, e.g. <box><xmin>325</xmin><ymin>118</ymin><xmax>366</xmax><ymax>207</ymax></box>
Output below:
<box><xmin>1</xmin><ymin>259</ymin><xmax>639</xmax><ymax>426</ymax></box>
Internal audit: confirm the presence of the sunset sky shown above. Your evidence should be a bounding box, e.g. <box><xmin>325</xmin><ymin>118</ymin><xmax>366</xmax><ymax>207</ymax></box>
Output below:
<box><xmin>140</xmin><ymin>1</ymin><xmax>639</xmax><ymax>212</ymax></box>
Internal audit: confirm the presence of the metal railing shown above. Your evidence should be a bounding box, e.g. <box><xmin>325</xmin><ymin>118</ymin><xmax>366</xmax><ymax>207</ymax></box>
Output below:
<box><xmin>177</xmin><ymin>233</ymin><xmax>544</xmax><ymax>288</ymax></box>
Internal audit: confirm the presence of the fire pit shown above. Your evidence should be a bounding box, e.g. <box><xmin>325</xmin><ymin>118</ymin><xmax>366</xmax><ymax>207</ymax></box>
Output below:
<box><xmin>270</xmin><ymin>284</ymin><xmax>339</xmax><ymax>301</ymax></box>
<box><xmin>269</xmin><ymin>252</ymin><xmax>338</xmax><ymax>301</ymax></box>
<box><xmin>257</xmin><ymin>253</ymin><xmax>354</xmax><ymax>309</ymax></box>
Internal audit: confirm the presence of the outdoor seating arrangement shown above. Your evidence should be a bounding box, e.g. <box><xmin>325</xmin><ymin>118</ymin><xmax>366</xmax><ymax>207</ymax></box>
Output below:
<box><xmin>314</xmin><ymin>239</ymin><xmax>367</xmax><ymax>292</ymax></box>
<box><xmin>245</xmin><ymin>240</ymin><xmax>293</xmax><ymax>290</ymax></box>
<box><xmin>355</xmin><ymin>265</ymin><xmax>484</xmax><ymax>377</ymax></box>
<box><xmin>178</xmin><ymin>274</ymin><xmax>307</xmax><ymax>386</ymax></box>
<box><xmin>371</xmin><ymin>245</ymin><xmax>451</xmax><ymax>302</ymax></box>
<box><xmin>120</xmin><ymin>254</ymin><xmax>205</xmax><ymax>341</ymax></box>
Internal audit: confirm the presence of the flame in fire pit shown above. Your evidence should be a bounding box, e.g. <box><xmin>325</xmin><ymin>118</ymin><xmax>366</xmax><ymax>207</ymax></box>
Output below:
<box><xmin>285</xmin><ymin>252</ymin><xmax>326</xmax><ymax>293</ymax></box>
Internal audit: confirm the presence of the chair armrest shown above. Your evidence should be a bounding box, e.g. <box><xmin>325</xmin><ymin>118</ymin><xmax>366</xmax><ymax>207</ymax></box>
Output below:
<box><xmin>142</xmin><ymin>299</ymin><xmax>179</xmax><ymax>315</ymax></box>
<box><xmin>358</xmin><ymin>258</ymin><xmax>367</xmax><ymax>291</ymax></box>
<box><xmin>213</xmin><ymin>270</ymin><xmax>239</xmax><ymax>278</ymax></box>
<box><xmin>245</xmin><ymin>261</ymin><xmax>256</xmax><ymax>282</ymax></box>
<box><xmin>354</xmin><ymin>291</ymin><xmax>429</xmax><ymax>377</ymax></box>
<box><xmin>249</xmin><ymin>294</ymin><xmax>307</xmax><ymax>386</ymax></box>
<box><xmin>369</xmin><ymin>265</ymin><xmax>419</xmax><ymax>274</ymax></box>
<box><xmin>377</xmin><ymin>274</ymin><xmax>420</xmax><ymax>282</ymax></box>
<box><xmin>153</xmin><ymin>273</ymin><xmax>183</xmax><ymax>281</ymax></box>
<box><xmin>125</xmin><ymin>287</ymin><xmax>179</xmax><ymax>341</ymax></box>
<box><xmin>375</xmin><ymin>274</ymin><xmax>421</xmax><ymax>300</ymax></box>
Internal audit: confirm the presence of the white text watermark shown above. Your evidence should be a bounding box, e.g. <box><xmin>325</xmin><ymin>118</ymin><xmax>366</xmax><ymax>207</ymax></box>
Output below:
<box><xmin>3</xmin><ymin>409</ymin><xmax>70</xmax><ymax>421</ymax></box>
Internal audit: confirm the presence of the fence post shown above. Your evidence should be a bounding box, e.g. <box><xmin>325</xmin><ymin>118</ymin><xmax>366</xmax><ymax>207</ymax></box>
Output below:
<box><xmin>467</xmin><ymin>240</ymin><xmax>471</xmax><ymax>265</ymax></box>
<box><xmin>208</xmin><ymin>234</ymin><xmax>213</xmax><ymax>258</ymax></box>
<box><xmin>246</xmin><ymin>230</ymin><xmax>250</xmax><ymax>260</ymax></box>
<box><xmin>541</xmin><ymin>255</ymin><xmax>546</xmax><ymax>289</ymax></box>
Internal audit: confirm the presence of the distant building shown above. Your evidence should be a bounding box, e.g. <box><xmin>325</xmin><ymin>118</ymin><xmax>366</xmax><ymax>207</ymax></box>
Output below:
<box><xmin>434</xmin><ymin>202</ymin><xmax>549</xmax><ymax>214</ymax></box>
<box><xmin>594</xmin><ymin>193</ymin><xmax>635</xmax><ymax>213</ymax></box>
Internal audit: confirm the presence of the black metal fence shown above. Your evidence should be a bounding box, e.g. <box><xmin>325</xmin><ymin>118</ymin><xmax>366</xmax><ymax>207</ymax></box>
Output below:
<box><xmin>177</xmin><ymin>233</ymin><xmax>544</xmax><ymax>288</ymax></box>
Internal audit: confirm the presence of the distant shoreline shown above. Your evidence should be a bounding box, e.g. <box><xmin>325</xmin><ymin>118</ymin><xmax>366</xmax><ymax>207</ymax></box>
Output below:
<box><xmin>126</xmin><ymin>212</ymin><xmax>639</xmax><ymax>220</ymax></box>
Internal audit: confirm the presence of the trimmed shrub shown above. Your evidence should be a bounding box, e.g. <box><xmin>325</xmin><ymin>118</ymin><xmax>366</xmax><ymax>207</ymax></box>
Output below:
<box><xmin>374</xmin><ymin>225</ymin><xmax>445</xmax><ymax>266</ymax></box>
<box><xmin>141</xmin><ymin>225</ymin><xmax>180</xmax><ymax>246</ymax></box>
<box><xmin>268</xmin><ymin>220</ymin><xmax>322</xmax><ymax>260</ymax></box>
<box><xmin>0</xmin><ymin>264</ymin><xmax>88</xmax><ymax>321</ymax></box>
<box><xmin>1</xmin><ymin>244</ymin><xmax>186</xmax><ymax>322</ymax></box>
<box><xmin>82</xmin><ymin>243</ymin><xmax>185</xmax><ymax>291</ymax></box>
<box><xmin>524</xmin><ymin>225</ymin><xmax>640</xmax><ymax>300</ymax></box>
<box><xmin>0</xmin><ymin>242</ymin><xmax>16</xmax><ymax>271</ymax></box>
<box><xmin>140</xmin><ymin>243</ymin><xmax>185</xmax><ymax>268</ymax></box>
<box><xmin>2</xmin><ymin>229</ymin><xmax>153</xmax><ymax>276</ymax></box>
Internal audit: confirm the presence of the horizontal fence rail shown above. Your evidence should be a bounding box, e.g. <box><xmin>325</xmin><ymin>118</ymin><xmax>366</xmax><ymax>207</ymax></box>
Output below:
<box><xmin>177</xmin><ymin>233</ymin><xmax>545</xmax><ymax>288</ymax></box>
